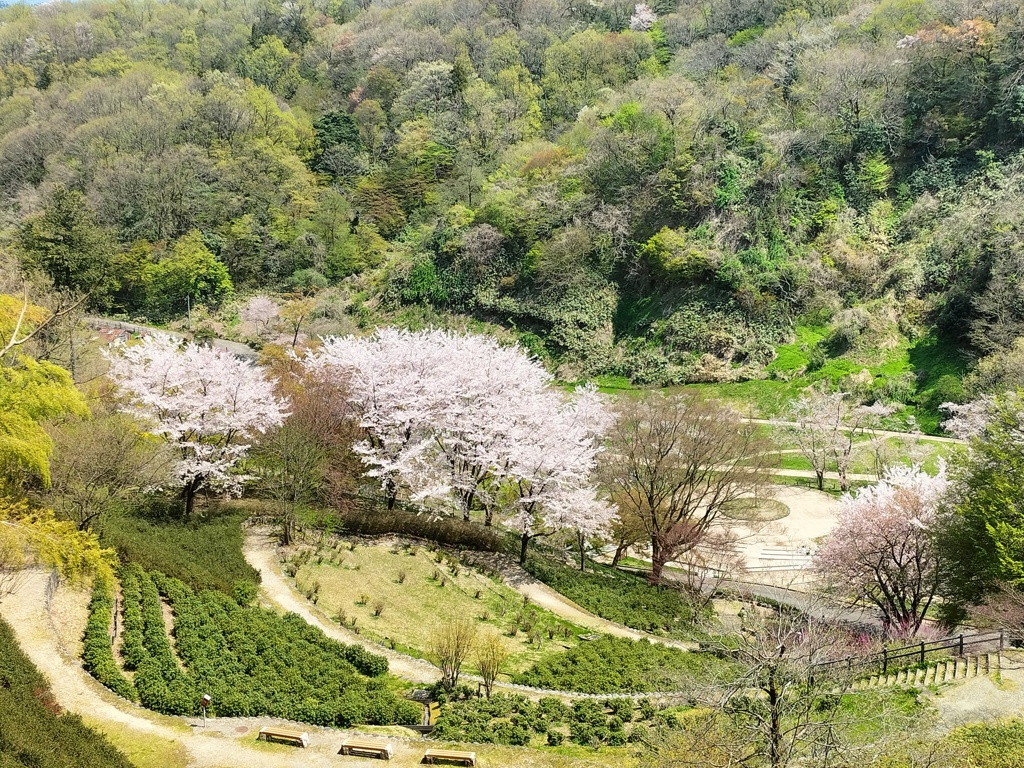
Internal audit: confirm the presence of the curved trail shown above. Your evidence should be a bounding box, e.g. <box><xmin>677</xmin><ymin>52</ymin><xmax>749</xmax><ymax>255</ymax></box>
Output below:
<box><xmin>243</xmin><ymin>532</ymin><xmax>440</xmax><ymax>684</ymax></box>
<box><xmin>244</xmin><ymin>530</ymin><xmax>695</xmax><ymax>655</ymax></box>
<box><xmin>0</xmin><ymin>570</ymin><xmax>391</xmax><ymax>768</ymax></box>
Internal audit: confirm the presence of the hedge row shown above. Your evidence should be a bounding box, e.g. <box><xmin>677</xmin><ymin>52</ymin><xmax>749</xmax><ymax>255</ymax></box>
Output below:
<box><xmin>108</xmin><ymin>568</ymin><xmax>419</xmax><ymax>726</ymax></box>
<box><xmin>512</xmin><ymin>636</ymin><xmax>725</xmax><ymax>694</ymax></box>
<box><xmin>80</xmin><ymin>577</ymin><xmax>137</xmax><ymax>702</ymax></box>
<box><xmin>432</xmin><ymin>693</ymin><xmax>666</xmax><ymax>747</ymax></box>
<box><xmin>331</xmin><ymin>500</ymin><xmax>509</xmax><ymax>553</ymax></box>
<box><xmin>101</xmin><ymin>504</ymin><xmax>259</xmax><ymax>596</ymax></box>
<box><xmin>525</xmin><ymin>556</ymin><xmax>696</xmax><ymax>636</ymax></box>
<box><xmin>0</xmin><ymin>616</ymin><xmax>135</xmax><ymax>768</ymax></box>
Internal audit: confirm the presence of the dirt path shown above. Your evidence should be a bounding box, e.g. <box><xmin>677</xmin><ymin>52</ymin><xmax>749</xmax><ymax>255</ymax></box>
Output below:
<box><xmin>243</xmin><ymin>531</ymin><xmax>440</xmax><ymax>684</ymax></box>
<box><xmin>0</xmin><ymin>570</ymin><xmax>417</xmax><ymax>768</ymax></box>
<box><xmin>245</xmin><ymin>530</ymin><xmax>695</xmax><ymax>656</ymax></box>
<box><xmin>461</xmin><ymin>551</ymin><xmax>696</xmax><ymax>651</ymax></box>
<box><xmin>928</xmin><ymin>651</ymin><xmax>1024</xmax><ymax>729</ymax></box>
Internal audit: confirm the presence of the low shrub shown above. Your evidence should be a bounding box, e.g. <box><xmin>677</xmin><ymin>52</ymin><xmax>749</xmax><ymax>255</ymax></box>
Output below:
<box><xmin>101</xmin><ymin>503</ymin><xmax>259</xmax><ymax>596</ymax></box>
<box><xmin>81</xmin><ymin>577</ymin><xmax>137</xmax><ymax>702</ymax></box>
<box><xmin>512</xmin><ymin>636</ymin><xmax>727</xmax><ymax>694</ymax></box>
<box><xmin>0</xmin><ymin>616</ymin><xmax>135</xmax><ymax>768</ymax></box>
<box><xmin>524</xmin><ymin>556</ymin><xmax>696</xmax><ymax>636</ymax></box>
<box><xmin>330</xmin><ymin>502</ymin><xmax>509</xmax><ymax>552</ymax></box>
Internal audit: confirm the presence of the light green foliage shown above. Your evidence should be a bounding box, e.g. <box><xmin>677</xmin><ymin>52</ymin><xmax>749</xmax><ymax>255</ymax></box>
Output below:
<box><xmin>142</xmin><ymin>230</ymin><xmax>233</xmax><ymax>319</ymax></box>
<box><xmin>0</xmin><ymin>355</ymin><xmax>87</xmax><ymax>489</ymax></box>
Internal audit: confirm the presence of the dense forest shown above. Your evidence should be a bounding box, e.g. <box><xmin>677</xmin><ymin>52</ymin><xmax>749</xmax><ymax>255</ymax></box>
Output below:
<box><xmin>2</xmin><ymin>0</ymin><xmax>1023</xmax><ymax>425</ymax></box>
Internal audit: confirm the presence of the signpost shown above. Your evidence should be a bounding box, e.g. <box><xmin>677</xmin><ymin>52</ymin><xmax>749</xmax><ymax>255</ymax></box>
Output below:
<box><xmin>200</xmin><ymin>694</ymin><xmax>211</xmax><ymax>728</ymax></box>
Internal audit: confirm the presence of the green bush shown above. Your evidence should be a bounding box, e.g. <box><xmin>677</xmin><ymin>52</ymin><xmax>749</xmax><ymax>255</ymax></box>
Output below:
<box><xmin>524</xmin><ymin>556</ymin><xmax>695</xmax><ymax>636</ymax></box>
<box><xmin>81</xmin><ymin>577</ymin><xmax>137</xmax><ymax>702</ymax></box>
<box><xmin>513</xmin><ymin>636</ymin><xmax>727</xmax><ymax>694</ymax></box>
<box><xmin>101</xmin><ymin>504</ymin><xmax>259</xmax><ymax>596</ymax></box>
<box><xmin>431</xmin><ymin>692</ymin><xmax>671</xmax><ymax>747</ymax></box>
<box><xmin>0</xmin><ymin>616</ymin><xmax>135</xmax><ymax>768</ymax></box>
<box><xmin>108</xmin><ymin>569</ymin><xmax>411</xmax><ymax>727</ymax></box>
<box><xmin>332</xmin><ymin>501</ymin><xmax>509</xmax><ymax>552</ymax></box>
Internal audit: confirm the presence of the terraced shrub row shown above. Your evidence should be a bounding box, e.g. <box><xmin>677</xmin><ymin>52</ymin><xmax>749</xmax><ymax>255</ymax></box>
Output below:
<box><xmin>101</xmin><ymin>504</ymin><xmax>259</xmax><ymax>596</ymax></box>
<box><xmin>81</xmin><ymin>577</ymin><xmax>136</xmax><ymax>702</ymax></box>
<box><xmin>524</xmin><ymin>556</ymin><xmax>697</xmax><ymax>636</ymax></box>
<box><xmin>431</xmin><ymin>693</ymin><xmax>671</xmax><ymax>747</ymax></box>
<box><xmin>107</xmin><ymin>567</ymin><xmax>419</xmax><ymax>726</ymax></box>
<box><xmin>511</xmin><ymin>636</ymin><xmax>727</xmax><ymax>694</ymax></box>
<box><xmin>0</xmin><ymin>616</ymin><xmax>135</xmax><ymax>768</ymax></box>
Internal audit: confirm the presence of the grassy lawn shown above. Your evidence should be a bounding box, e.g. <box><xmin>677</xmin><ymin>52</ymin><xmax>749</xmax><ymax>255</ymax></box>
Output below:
<box><xmin>289</xmin><ymin>540</ymin><xmax>587</xmax><ymax>674</ymax></box>
<box><xmin>81</xmin><ymin>719</ymin><xmax>189</xmax><ymax>768</ymax></box>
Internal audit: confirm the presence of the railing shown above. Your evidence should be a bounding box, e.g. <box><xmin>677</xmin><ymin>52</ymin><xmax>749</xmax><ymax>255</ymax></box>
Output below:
<box><xmin>812</xmin><ymin>630</ymin><xmax>1004</xmax><ymax>676</ymax></box>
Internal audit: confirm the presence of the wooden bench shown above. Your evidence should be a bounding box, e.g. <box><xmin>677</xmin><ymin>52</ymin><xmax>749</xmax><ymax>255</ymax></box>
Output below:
<box><xmin>339</xmin><ymin>737</ymin><xmax>393</xmax><ymax>760</ymax></box>
<box><xmin>422</xmin><ymin>748</ymin><xmax>476</xmax><ymax>766</ymax></box>
<box><xmin>257</xmin><ymin>726</ymin><xmax>308</xmax><ymax>748</ymax></box>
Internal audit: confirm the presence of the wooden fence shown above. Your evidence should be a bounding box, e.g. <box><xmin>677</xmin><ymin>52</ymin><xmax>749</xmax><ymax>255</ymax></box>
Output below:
<box><xmin>812</xmin><ymin>630</ymin><xmax>1004</xmax><ymax>676</ymax></box>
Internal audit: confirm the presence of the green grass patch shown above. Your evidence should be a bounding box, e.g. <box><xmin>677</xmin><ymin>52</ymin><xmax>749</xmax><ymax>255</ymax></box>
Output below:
<box><xmin>100</xmin><ymin>502</ymin><xmax>258</xmax><ymax>596</ymax></box>
<box><xmin>0</xmin><ymin>615</ymin><xmax>136</xmax><ymax>768</ymax></box>
<box><xmin>720</xmin><ymin>497</ymin><xmax>790</xmax><ymax>522</ymax></box>
<box><xmin>289</xmin><ymin>540</ymin><xmax>586</xmax><ymax>673</ymax></box>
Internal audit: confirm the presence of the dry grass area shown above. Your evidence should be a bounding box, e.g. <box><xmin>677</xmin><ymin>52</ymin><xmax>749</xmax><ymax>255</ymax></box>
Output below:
<box><xmin>288</xmin><ymin>538</ymin><xmax>588</xmax><ymax>674</ymax></box>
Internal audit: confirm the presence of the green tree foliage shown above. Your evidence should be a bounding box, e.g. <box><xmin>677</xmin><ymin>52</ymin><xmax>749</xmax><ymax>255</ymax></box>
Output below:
<box><xmin>937</xmin><ymin>393</ymin><xmax>1024</xmax><ymax>622</ymax></box>
<box><xmin>0</xmin><ymin>0</ymin><xmax>1023</xmax><ymax>398</ymax></box>
<box><xmin>17</xmin><ymin>188</ymin><xmax>114</xmax><ymax>305</ymax></box>
<box><xmin>0</xmin><ymin>293</ymin><xmax>88</xmax><ymax>490</ymax></box>
<box><xmin>142</xmin><ymin>231</ymin><xmax>233</xmax><ymax>319</ymax></box>
<box><xmin>0</xmin><ymin>615</ymin><xmax>135</xmax><ymax>767</ymax></box>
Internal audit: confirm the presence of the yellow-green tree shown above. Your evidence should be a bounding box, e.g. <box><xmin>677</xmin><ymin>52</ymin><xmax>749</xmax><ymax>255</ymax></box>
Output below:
<box><xmin>0</xmin><ymin>295</ymin><xmax>88</xmax><ymax>493</ymax></box>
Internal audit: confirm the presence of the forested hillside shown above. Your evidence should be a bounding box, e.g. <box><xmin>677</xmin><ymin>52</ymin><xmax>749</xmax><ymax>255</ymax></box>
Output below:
<box><xmin>2</xmin><ymin>0</ymin><xmax>1022</xmax><ymax>420</ymax></box>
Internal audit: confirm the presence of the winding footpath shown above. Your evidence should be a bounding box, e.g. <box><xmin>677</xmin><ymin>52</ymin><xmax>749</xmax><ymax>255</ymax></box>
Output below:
<box><xmin>0</xmin><ymin>570</ymin><xmax>374</xmax><ymax>768</ymax></box>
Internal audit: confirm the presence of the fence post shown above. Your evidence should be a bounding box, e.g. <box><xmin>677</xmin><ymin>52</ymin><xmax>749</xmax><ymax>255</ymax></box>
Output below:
<box><xmin>882</xmin><ymin>648</ymin><xmax>888</xmax><ymax>675</ymax></box>
<box><xmin>959</xmin><ymin>634</ymin><xmax>964</xmax><ymax>656</ymax></box>
<box><xmin>920</xmin><ymin>642</ymin><xmax>925</xmax><ymax>665</ymax></box>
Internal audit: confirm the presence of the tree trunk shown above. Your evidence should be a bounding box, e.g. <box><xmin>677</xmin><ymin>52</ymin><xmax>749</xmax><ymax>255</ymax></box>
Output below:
<box><xmin>815</xmin><ymin>470</ymin><xmax>824</xmax><ymax>491</ymax></box>
<box><xmin>385</xmin><ymin>478</ymin><xmax>397</xmax><ymax>511</ymax></box>
<box><xmin>611</xmin><ymin>540</ymin><xmax>628</xmax><ymax>567</ymax></box>
<box><xmin>578</xmin><ymin>532</ymin><xmax>586</xmax><ymax>571</ymax></box>
<box><xmin>184</xmin><ymin>479</ymin><xmax>199</xmax><ymax>517</ymax></box>
<box><xmin>649</xmin><ymin>538</ymin><xmax>667</xmax><ymax>585</ymax></box>
<box><xmin>484</xmin><ymin>509</ymin><xmax>493</xmax><ymax>527</ymax></box>
<box><xmin>519</xmin><ymin>533</ymin><xmax>530</xmax><ymax>566</ymax></box>
<box><xmin>768</xmin><ymin>668</ymin><xmax>782</xmax><ymax>768</ymax></box>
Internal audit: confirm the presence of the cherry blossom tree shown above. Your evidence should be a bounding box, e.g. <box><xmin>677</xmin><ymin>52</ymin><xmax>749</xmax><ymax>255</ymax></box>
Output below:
<box><xmin>629</xmin><ymin>3</ymin><xmax>657</xmax><ymax>31</ymax></box>
<box><xmin>239</xmin><ymin>295</ymin><xmax>279</xmax><ymax>338</ymax></box>
<box><xmin>940</xmin><ymin>396</ymin><xmax>994</xmax><ymax>439</ymax></box>
<box><xmin>300</xmin><ymin>328</ymin><xmax>612</xmax><ymax>553</ymax></box>
<box><xmin>502</xmin><ymin>385</ymin><xmax>614</xmax><ymax>565</ymax></box>
<box><xmin>814</xmin><ymin>464</ymin><xmax>948</xmax><ymax>636</ymax></box>
<box><xmin>105</xmin><ymin>333</ymin><xmax>288</xmax><ymax>516</ymax></box>
<box><xmin>787</xmin><ymin>389</ymin><xmax>895</xmax><ymax>491</ymax></box>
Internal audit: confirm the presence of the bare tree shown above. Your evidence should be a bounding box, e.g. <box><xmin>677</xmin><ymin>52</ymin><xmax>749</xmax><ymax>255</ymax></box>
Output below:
<box><xmin>602</xmin><ymin>392</ymin><xmax>774</xmax><ymax>585</ymax></box>
<box><xmin>642</xmin><ymin>606</ymin><xmax>895</xmax><ymax>768</ymax></box>
<box><xmin>788</xmin><ymin>389</ymin><xmax>894</xmax><ymax>491</ymax></box>
<box><xmin>45</xmin><ymin>411</ymin><xmax>174</xmax><ymax>531</ymax></box>
<box><xmin>429</xmin><ymin>618</ymin><xmax>477</xmax><ymax>691</ymax></box>
<box><xmin>473</xmin><ymin>630</ymin><xmax>509</xmax><ymax>698</ymax></box>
